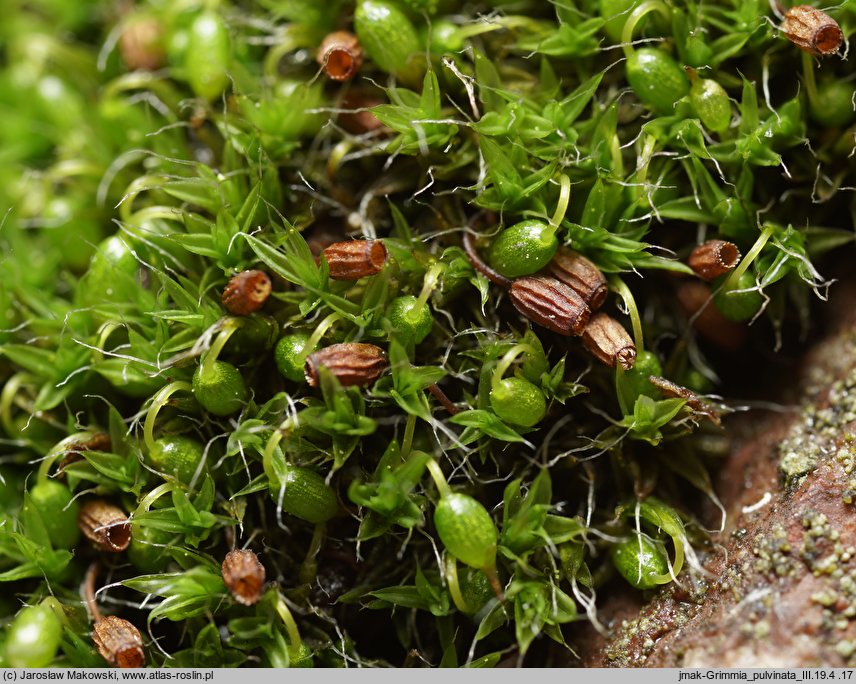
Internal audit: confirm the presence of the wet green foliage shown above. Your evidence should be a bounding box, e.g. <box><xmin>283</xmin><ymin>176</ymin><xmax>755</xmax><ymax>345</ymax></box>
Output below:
<box><xmin>1</xmin><ymin>0</ymin><xmax>855</xmax><ymax>668</ymax></box>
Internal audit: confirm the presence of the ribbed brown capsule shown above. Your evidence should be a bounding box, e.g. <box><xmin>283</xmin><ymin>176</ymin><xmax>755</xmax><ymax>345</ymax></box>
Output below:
<box><xmin>305</xmin><ymin>342</ymin><xmax>387</xmax><ymax>387</ymax></box>
<box><xmin>78</xmin><ymin>500</ymin><xmax>131</xmax><ymax>552</ymax></box>
<box><xmin>581</xmin><ymin>312</ymin><xmax>637</xmax><ymax>370</ymax></box>
<box><xmin>93</xmin><ymin>616</ymin><xmax>145</xmax><ymax>668</ymax></box>
<box><xmin>222</xmin><ymin>270</ymin><xmax>272</xmax><ymax>315</ymax></box>
<box><xmin>509</xmin><ymin>276</ymin><xmax>591</xmax><ymax>336</ymax></box>
<box><xmin>323</xmin><ymin>240</ymin><xmax>388</xmax><ymax>280</ymax></box>
<box><xmin>687</xmin><ymin>240</ymin><xmax>740</xmax><ymax>281</ymax></box>
<box><xmin>317</xmin><ymin>30</ymin><xmax>363</xmax><ymax>81</ymax></box>
<box><xmin>222</xmin><ymin>549</ymin><xmax>266</xmax><ymax>606</ymax></box>
<box><xmin>780</xmin><ymin>5</ymin><xmax>842</xmax><ymax>56</ymax></box>
<box><xmin>544</xmin><ymin>247</ymin><xmax>608</xmax><ymax>310</ymax></box>
<box><xmin>676</xmin><ymin>280</ymin><xmax>747</xmax><ymax>351</ymax></box>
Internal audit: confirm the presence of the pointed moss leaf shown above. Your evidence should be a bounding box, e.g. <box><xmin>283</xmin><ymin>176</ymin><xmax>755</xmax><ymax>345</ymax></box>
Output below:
<box><xmin>450</xmin><ymin>410</ymin><xmax>525</xmax><ymax>443</ymax></box>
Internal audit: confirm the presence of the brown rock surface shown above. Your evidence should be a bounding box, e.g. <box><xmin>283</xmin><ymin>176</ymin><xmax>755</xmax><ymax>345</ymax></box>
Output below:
<box><xmin>574</xmin><ymin>283</ymin><xmax>856</xmax><ymax>667</ymax></box>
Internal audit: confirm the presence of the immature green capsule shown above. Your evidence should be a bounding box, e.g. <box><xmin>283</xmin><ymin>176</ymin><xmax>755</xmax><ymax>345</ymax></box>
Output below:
<box><xmin>127</xmin><ymin>523</ymin><xmax>173</xmax><ymax>573</ymax></box>
<box><xmin>810</xmin><ymin>81</ymin><xmax>855</xmax><ymax>128</ymax></box>
<box><xmin>487</xmin><ymin>221</ymin><xmax>559</xmax><ymax>279</ymax></box>
<box><xmin>386</xmin><ymin>295</ymin><xmax>433</xmax><ymax>345</ymax></box>
<box><xmin>425</xmin><ymin>20</ymin><xmax>462</xmax><ymax>54</ymax></box>
<box><xmin>5</xmin><ymin>604</ymin><xmax>63</xmax><ymax>668</ymax></box>
<box><xmin>275</xmin><ymin>334</ymin><xmax>312</xmax><ymax>383</ymax></box>
<box><xmin>712</xmin><ymin>272</ymin><xmax>764</xmax><ymax>322</ymax></box>
<box><xmin>78</xmin><ymin>235</ymin><xmax>140</xmax><ymax>308</ymax></box>
<box><xmin>489</xmin><ymin>377</ymin><xmax>547</xmax><ymax>428</ymax></box>
<box><xmin>354</xmin><ymin>0</ymin><xmax>422</xmax><ymax>79</ymax></box>
<box><xmin>148</xmin><ymin>435</ymin><xmax>205</xmax><ymax>483</ymax></box>
<box><xmin>610</xmin><ymin>533</ymin><xmax>669</xmax><ymax>589</ymax></box>
<box><xmin>626</xmin><ymin>48</ymin><xmax>690</xmax><ymax>115</ymax></box>
<box><xmin>434</xmin><ymin>493</ymin><xmax>498</xmax><ymax>570</ymax></box>
<box><xmin>690</xmin><ymin>78</ymin><xmax>731</xmax><ymax>132</ymax></box>
<box><xmin>223</xmin><ymin>315</ymin><xmax>279</xmax><ymax>357</ymax></box>
<box><xmin>185</xmin><ymin>11</ymin><xmax>231</xmax><ymax>100</ymax></box>
<box><xmin>192</xmin><ymin>360</ymin><xmax>248</xmax><ymax>416</ymax></box>
<box><xmin>620</xmin><ymin>350</ymin><xmax>662</xmax><ymax>402</ymax></box>
<box><xmin>270</xmin><ymin>467</ymin><xmax>339</xmax><ymax>524</ymax></box>
<box><xmin>27</xmin><ymin>480</ymin><xmax>80</xmax><ymax>549</ymax></box>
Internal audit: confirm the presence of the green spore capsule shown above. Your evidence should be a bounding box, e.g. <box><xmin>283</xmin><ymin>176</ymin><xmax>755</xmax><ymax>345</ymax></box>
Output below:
<box><xmin>274</xmin><ymin>334</ymin><xmax>312</xmax><ymax>383</ymax></box>
<box><xmin>148</xmin><ymin>435</ymin><xmax>206</xmax><ymax>484</ymax></box>
<box><xmin>185</xmin><ymin>11</ymin><xmax>231</xmax><ymax>100</ymax></box>
<box><xmin>127</xmin><ymin>523</ymin><xmax>174</xmax><ymax>573</ymax></box>
<box><xmin>5</xmin><ymin>605</ymin><xmax>63</xmax><ymax>668</ymax></box>
<box><xmin>434</xmin><ymin>493</ymin><xmax>498</xmax><ymax>570</ymax></box>
<box><xmin>27</xmin><ymin>480</ymin><xmax>80</xmax><ymax>550</ymax></box>
<box><xmin>810</xmin><ymin>81</ymin><xmax>856</xmax><ymax>128</ymax></box>
<box><xmin>487</xmin><ymin>220</ymin><xmax>558</xmax><ymax>279</ymax></box>
<box><xmin>354</xmin><ymin>0</ymin><xmax>421</xmax><ymax>78</ymax></box>
<box><xmin>386</xmin><ymin>295</ymin><xmax>433</xmax><ymax>345</ymax></box>
<box><xmin>270</xmin><ymin>467</ymin><xmax>339</xmax><ymax>524</ymax></box>
<box><xmin>489</xmin><ymin>377</ymin><xmax>547</xmax><ymax>428</ymax></box>
<box><xmin>610</xmin><ymin>533</ymin><xmax>669</xmax><ymax>589</ymax></box>
<box><xmin>192</xmin><ymin>360</ymin><xmax>248</xmax><ymax>416</ymax></box>
<box><xmin>626</xmin><ymin>48</ymin><xmax>690</xmax><ymax>115</ymax></box>
<box><xmin>619</xmin><ymin>350</ymin><xmax>663</xmax><ymax>403</ymax></box>
<box><xmin>690</xmin><ymin>78</ymin><xmax>731</xmax><ymax>132</ymax></box>
<box><xmin>712</xmin><ymin>272</ymin><xmax>764</xmax><ymax>322</ymax></box>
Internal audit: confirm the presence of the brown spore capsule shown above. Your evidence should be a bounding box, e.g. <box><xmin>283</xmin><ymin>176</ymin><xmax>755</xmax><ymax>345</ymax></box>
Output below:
<box><xmin>676</xmin><ymin>280</ymin><xmax>747</xmax><ymax>351</ymax></box>
<box><xmin>322</xmin><ymin>240</ymin><xmax>388</xmax><ymax>280</ymax></box>
<box><xmin>118</xmin><ymin>16</ymin><xmax>166</xmax><ymax>71</ymax></box>
<box><xmin>581</xmin><ymin>312</ymin><xmax>637</xmax><ymax>370</ymax></box>
<box><xmin>509</xmin><ymin>276</ymin><xmax>591</xmax><ymax>336</ymax></box>
<box><xmin>93</xmin><ymin>616</ymin><xmax>145</xmax><ymax>668</ymax></box>
<box><xmin>317</xmin><ymin>30</ymin><xmax>363</xmax><ymax>81</ymax></box>
<box><xmin>338</xmin><ymin>91</ymin><xmax>386</xmax><ymax>134</ymax></box>
<box><xmin>222</xmin><ymin>270</ymin><xmax>272</xmax><ymax>315</ymax></box>
<box><xmin>544</xmin><ymin>247</ymin><xmax>608</xmax><ymax>309</ymax></box>
<box><xmin>57</xmin><ymin>432</ymin><xmax>111</xmax><ymax>476</ymax></box>
<box><xmin>780</xmin><ymin>6</ymin><xmax>842</xmax><ymax>56</ymax></box>
<box><xmin>78</xmin><ymin>500</ymin><xmax>132</xmax><ymax>552</ymax></box>
<box><xmin>687</xmin><ymin>240</ymin><xmax>741</xmax><ymax>281</ymax></box>
<box><xmin>305</xmin><ymin>342</ymin><xmax>387</xmax><ymax>387</ymax></box>
<box><xmin>222</xmin><ymin>549</ymin><xmax>266</xmax><ymax>606</ymax></box>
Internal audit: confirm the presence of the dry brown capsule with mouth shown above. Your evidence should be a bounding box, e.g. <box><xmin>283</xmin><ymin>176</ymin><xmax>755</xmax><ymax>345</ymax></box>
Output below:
<box><xmin>780</xmin><ymin>5</ymin><xmax>842</xmax><ymax>56</ymax></box>
<box><xmin>544</xmin><ymin>247</ymin><xmax>608</xmax><ymax>310</ymax></box>
<box><xmin>323</xmin><ymin>240</ymin><xmax>388</xmax><ymax>280</ymax></box>
<box><xmin>93</xmin><ymin>616</ymin><xmax>145</xmax><ymax>668</ymax></box>
<box><xmin>305</xmin><ymin>342</ymin><xmax>388</xmax><ymax>387</ymax></box>
<box><xmin>687</xmin><ymin>240</ymin><xmax>741</xmax><ymax>282</ymax></box>
<box><xmin>509</xmin><ymin>275</ymin><xmax>591</xmax><ymax>336</ymax></box>
<box><xmin>78</xmin><ymin>500</ymin><xmax>132</xmax><ymax>552</ymax></box>
<box><xmin>222</xmin><ymin>549</ymin><xmax>266</xmax><ymax>606</ymax></box>
<box><xmin>581</xmin><ymin>312</ymin><xmax>637</xmax><ymax>370</ymax></box>
<box><xmin>317</xmin><ymin>30</ymin><xmax>363</xmax><ymax>81</ymax></box>
<box><xmin>222</xmin><ymin>270</ymin><xmax>272</xmax><ymax>315</ymax></box>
